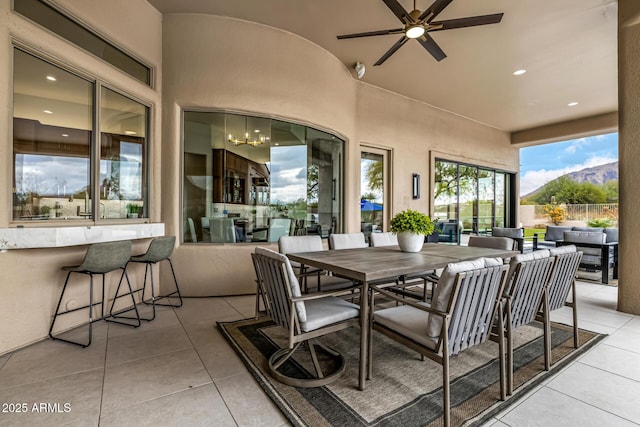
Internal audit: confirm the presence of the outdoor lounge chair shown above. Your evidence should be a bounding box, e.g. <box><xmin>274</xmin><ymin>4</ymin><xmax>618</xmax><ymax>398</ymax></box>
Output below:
<box><xmin>491</xmin><ymin>227</ymin><xmax>525</xmax><ymax>253</ymax></box>
<box><xmin>251</xmin><ymin>247</ymin><xmax>360</xmax><ymax>387</ymax></box>
<box><xmin>368</xmin><ymin>258</ymin><xmax>509</xmax><ymax>427</ymax></box>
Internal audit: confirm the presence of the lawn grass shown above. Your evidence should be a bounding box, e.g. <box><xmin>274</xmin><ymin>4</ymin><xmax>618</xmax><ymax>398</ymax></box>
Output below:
<box><xmin>524</xmin><ymin>227</ymin><xmax>545</xmax><ymax>240</ymax></box>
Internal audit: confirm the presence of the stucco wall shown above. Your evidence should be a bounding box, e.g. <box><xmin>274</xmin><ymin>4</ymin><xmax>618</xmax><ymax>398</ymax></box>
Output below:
<box><xmin>0</xmin><ymin>0</ymin><xmax>162</xmax><ymax>354</ymax></box>
<box><xmin>160</xmin><ymin>14</ymin><xmax>516</xmax><ymax>297</ymax></box>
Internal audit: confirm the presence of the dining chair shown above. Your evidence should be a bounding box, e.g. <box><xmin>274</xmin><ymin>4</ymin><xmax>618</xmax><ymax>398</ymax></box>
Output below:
<box><xmin>124</xmin><ymin>236</ymin><xmax>182</xmax><ymax>322</ymax></box>
<box><xmin>209</xmin><ymin>218</ymin><xmax>237</xmax><ymax>243</ymax></box>
<box><xmin>251</xmin><ymin>247</ymin><xmax>360</xmax><ymax>387</ymax></box>
<box><xmin>369</xmin><ymin>257</ymin><xmax>509</xmax><ymax>427</ymax></box>
<box><xmin>494</xmin><ymin>250</ymin><xmax>556</xmax><ymax>395</ymax></box>
<box><xmin>187</xmin><ymin>218</ymin><xmax>197</xmax><ymax>243</ymax></box>
<box><xmin>538</xmin><ymin>245</ymin><xmax>583</xmax><ymax>368</ymax></box>
<box><xmin>49</xmin><ymin>240</ymin><xmax>140</xmax><ymax>347</ymax></box>
<box><xmin>491</xmin><ymin>227</ymin><xmax>525</xmax><ymax>253</ymax></box>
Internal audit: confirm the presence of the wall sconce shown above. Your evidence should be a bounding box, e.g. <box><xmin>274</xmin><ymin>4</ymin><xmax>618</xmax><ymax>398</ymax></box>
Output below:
<box><xmin>412</xmin><ymin>173</ymin><xmax>420</xmax><ymax>199</ymax></box>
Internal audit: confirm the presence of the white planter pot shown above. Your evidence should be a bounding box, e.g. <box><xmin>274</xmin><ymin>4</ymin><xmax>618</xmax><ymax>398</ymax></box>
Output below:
<box><xmin>397</xmin><ymin>231</ymin><xmax>425</xmax><ymax>253</ymax></box>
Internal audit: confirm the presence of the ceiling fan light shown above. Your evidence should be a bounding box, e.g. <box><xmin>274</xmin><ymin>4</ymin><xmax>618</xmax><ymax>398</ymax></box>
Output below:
<box><xmin>405</xmin><ymin>25</ymin><xmax>425</xmax><ymax>39</ymax></box>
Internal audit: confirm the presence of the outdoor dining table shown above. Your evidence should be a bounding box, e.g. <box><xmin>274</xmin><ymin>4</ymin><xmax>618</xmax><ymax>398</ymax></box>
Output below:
<box><xmin>287</xmin><ymin>243</ymin><xmax>519</xmax><ymax>390</ymax></box>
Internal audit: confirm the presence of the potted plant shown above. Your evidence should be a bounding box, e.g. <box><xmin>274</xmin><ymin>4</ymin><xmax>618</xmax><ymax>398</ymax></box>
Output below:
<box><xmin>390</xmin><ymin>209</ymin><xmax>435</xmax><ymax>252</ymax></box>
<box><xmin>126</xmin><ymin>203</ymin><xmax>141</xmax><ymax>219</ymax></box>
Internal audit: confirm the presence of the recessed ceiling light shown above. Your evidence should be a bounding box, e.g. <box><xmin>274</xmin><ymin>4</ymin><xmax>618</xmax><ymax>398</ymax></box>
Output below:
<box><xmin>124</xmin><ymin>130</ymin><xmax>137</xmax><ymax>135</ymax></box>
<box><xmin>254</xmin><ymin>129</ymin><xmax>260</xmax><ymax>133</ymax></box>
<box><xmin>274</xmin><ymin>143</ymin><xmax>279</xmax><ymax>146</ymax></box>
<box><xmin>568</xmin><ymin>102</ymin><xmax>579</xmax><ymax>107</ymax></box>
<box><xmin>46</xmin><ymin>75</ymin><xmax>57</xmax><ymax>81</ymax></box>
<box><xmin>513</xmin><ymin>69</ymin><xmax>527</xmax><ymax>76</ymax></box>
<box><xmin>61</xmin><ymin>133</ymin><xmax>69</xmax><ymax>137</ymax></box>
<box><xmin>43</xmin><ymin>110</ymin><xmax>53</xmax><ymax>114</ymax></box>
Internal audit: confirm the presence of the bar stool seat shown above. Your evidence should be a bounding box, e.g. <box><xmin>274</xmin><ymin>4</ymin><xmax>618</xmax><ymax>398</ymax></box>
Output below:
<box><xmin>49</xmin><ymin>240</ymin><xmax>140</xmax><ymax>348</ymax></box>
<box><xmin>126</xmin><ymin>236</ymin><xmax>182</xmax><ymax>321</ymax></box>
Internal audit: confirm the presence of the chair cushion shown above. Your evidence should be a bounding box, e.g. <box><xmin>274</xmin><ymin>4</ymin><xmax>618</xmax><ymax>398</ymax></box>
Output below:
<box><xmin>329</xmin><ymin>233</ymin><xmax>367</xmax><ymax>250</ymax></box>
<box><xmin>301</xmin><ymin>297</ymin><xmax>359</xmax><ymax>332</ymax></box>
<box><xmin>549</xmin><ymin>244</ymin><xmax>577</xmax><ymax>256</ymax></box>
<box><xmin>278</xmin><ymin>235</ymin><xmax>323</xmax><ymax>254</ymax></box>
<box><xmin>604</xmin><ymin>228</ymin><xmax>618</xmax><ymax>243</ymax></box>
<box><xmin>492</xmin><ymin>227</ymin><xmax>524</xmax><ymax>239</ymax></box>
<box><xmin>544</xmin><ymin>226</ymin><xmax>573</xmax><ymax>242</ymax></box>
<box><xmin>506</xmin><ymin>249</ymin><xmax>551</xmax><ymax>293</ymax></box>
<box><xmin>563</xmin><ymin>231</ymin><xmax>606</xmax><ymax>257</ymax></box>
<box><xmin>374</xmin><ymin>304</ymin><xmax>437</xmax><ymax>350</ymax></box>
<box><xmin>369</xmin><ymin>232</ymin><xmax>398</xmax><ymax>247</ymax></box>
<box><xmin>469</xmin><ymin>236</ymin><xmax>515</xmax><ymax>251</ymax></box>
<box><xmin>427</xmin><ymin>258</ymin><xmax>487</xmax><ymax>337</ymax></box>
<box><xmin>255</xmin><ymin>247</ymin><xmax>307</xmax><ymax>323</ymax></box>
<box><xmin>572</xmin><ymin>226</ymin><xmax>603</xmax><ymax>233</ymax></box>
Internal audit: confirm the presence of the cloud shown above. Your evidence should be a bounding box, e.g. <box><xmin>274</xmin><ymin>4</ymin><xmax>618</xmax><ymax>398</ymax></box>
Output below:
<box><xmin>563</xmin><ymin>138</ymin><xmax>590</xmax><ymax>154</ymax></box>
<box><xmin>520</xmin><ymin>155</ymin><xmax>617</xmax><ymax>196</ymax></box>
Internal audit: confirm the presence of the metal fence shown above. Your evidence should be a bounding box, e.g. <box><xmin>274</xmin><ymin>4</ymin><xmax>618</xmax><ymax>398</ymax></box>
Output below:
<box><xmin>532</xmin><ymin>203</ymin><xmax>618</xmax><ymax>223</ymax></box>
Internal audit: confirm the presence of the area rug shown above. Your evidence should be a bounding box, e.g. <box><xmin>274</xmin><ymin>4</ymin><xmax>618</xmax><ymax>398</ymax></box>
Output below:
<box><xmin>218</xmin><ymin>317</ymin><xmax>604</xmax><ymax>427</ymax></box>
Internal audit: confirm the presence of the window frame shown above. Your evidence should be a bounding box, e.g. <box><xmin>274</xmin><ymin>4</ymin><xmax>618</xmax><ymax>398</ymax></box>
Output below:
<box><xmin>11</xmin><ymin>45</ymin><xmax>152</xmax><ymax>225</ymax></box>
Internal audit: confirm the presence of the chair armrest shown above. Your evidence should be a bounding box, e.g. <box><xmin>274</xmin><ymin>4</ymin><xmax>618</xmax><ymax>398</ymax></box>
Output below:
<box><xmin>291</xmin><ymin>289</ymin><xmax>356</xmax><ymax>302</ymax></box>
<box><xmin>371</xmin><ymin>285</ymin><xmax>449</xmax><ymax>319</ymax></box>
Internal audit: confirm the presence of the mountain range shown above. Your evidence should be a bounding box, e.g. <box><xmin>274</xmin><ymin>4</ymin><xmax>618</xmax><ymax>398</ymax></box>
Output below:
<box><xmin>523</xmin><ymin>161</ymin><xmax>618</xmax><ymax>198</ymax></box>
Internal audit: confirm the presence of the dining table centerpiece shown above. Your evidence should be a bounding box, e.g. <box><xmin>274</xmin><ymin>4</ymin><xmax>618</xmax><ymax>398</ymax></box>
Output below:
<box><xmin>390</xmin><ymin>209</ymin><xmax>435</xmax><ymax>252</ymax></box>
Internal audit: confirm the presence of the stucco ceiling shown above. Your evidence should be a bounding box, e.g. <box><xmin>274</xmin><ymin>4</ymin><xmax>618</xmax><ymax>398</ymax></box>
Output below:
<box><xmin>147</xmin><ymin>0</ymin><xmax>618</xmax><ymax>134</ymax></box>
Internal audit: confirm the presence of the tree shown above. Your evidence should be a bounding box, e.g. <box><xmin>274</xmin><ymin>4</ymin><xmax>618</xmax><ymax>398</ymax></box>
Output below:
<box><xmin>528</xmin><ymin>176</ymin><xmax>608</xmax><ymax>205</ymax></box>
<box><xmin>365</xmin><ymin>160</ymin><xmax>383</xmax><ymax>192</ymax></box>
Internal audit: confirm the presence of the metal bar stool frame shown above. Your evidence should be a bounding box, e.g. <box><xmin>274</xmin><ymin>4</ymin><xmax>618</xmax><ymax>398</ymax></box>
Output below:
<box><xmin>124</xmin><ymin>236</ymin><xmax>182</xmax><ymax>322</ymax></box>
<box><xmin>49</xmin><ymin>241</ymin><xmax>141</xmax><ymax>348</ymax></box>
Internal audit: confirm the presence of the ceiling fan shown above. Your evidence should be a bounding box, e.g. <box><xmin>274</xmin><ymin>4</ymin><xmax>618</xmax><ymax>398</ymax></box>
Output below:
<box><xmin>337</xmin><ymin>0</ymin><xmax>503</xmax><ymax>66</ymax></box>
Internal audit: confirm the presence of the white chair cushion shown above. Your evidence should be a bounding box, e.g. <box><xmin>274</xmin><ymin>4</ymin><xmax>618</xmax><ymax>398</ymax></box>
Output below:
<box><xmin>369</xmin><ymin>232</ymin><xmax>398</xmax><ymax>247</ymax></box>
<box><xmin>330</xmin><ymin>233</ymin><xmax>367</xmax><ymax>250</ymax></box>
<box><xmin>278</xmin><ymin>235</ymin><xmax>323</xmax><ymax>254</ymax></box>
<box><xmin>426</xmin><ymin>257</ymin><xmax>487</xmax><ymax>337</ymax></box>
<box><xmin>374</xmin><ymin>304</ymin><xmax>437</xmax><ymax>350</ymax></box>
<box><xmin>255</xmin><ymin>247</ymin><xmax>307</xmax><ymax>323</ymax></box>
<box><xmin>301</xmin><ymin>297</ymin><xmax>359</xmax><ymax>332</ymax></box>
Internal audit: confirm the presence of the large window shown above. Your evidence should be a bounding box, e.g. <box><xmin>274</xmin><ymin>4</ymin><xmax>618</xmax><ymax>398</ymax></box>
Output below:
<box><xmin>183</xmin><ymin>111</ymin><xmax>344</xmax><ymax>244</ymax></box>
<box><xmin>12</xmin><ymin>48</ymin><xmax>149</xmax><ymax>221</ymax></box>
<box><xmin>434</xmin><ymin>159</ymin><xmax>515</xmax><ymax>242</ymax></box>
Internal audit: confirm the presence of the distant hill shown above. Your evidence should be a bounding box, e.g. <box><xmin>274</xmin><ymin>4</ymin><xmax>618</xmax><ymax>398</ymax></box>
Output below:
<box><xmin>523</xmin><ymin>161</ymin><xmax>618</xmax><ymax>199</ymax></box>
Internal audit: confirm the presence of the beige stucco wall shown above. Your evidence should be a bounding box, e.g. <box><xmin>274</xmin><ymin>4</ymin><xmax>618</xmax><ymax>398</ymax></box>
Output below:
<box><xmin>617</xmin><ymin>0</ymin><xmax>640</xmax><ymax>315</ymax></box>
<box><xmin>161</xmin><ymin>14</ymin><xmax>516</xmax><ymax>297</ymax></box>
<box><xmin>0</xmin><ymin>0</ymin><xmax>162</xmax><ymax>354</ymax></box>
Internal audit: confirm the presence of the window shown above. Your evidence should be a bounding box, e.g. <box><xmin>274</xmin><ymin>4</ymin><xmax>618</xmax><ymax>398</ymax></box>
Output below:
<box><xmin>183</xmin><ymin>111</ymin><xmax>344</xmax><ymax>244</ymax></box>
<box><xmin>14</xmin><ymin>0</ymin><xmax>151</xmax><ymax>85</ymax></box>
<box><xmin>434</xmin><ymin>159</ymin><xmax>515</xmax><ymax>242</ymax></box>
<box><xmin>12</xmin><ymin>48</ymin><xmax>149</xmax><ymax>221</ymax></box>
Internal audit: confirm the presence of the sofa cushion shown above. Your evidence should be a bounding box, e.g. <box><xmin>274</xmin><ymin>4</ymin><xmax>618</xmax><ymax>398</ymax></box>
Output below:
<box><xmin>549</xmin><ymin>245</ymin><xmax>577</xmax><ymax>256</ymax></box>
<box><xmin>563</xmin><ymin>231</ymin><xmax>606</xmax><ymax>257</ymax></box>
<box><xmin>544</xmin><ymin>226</ymin><xmax>573</xmax><ymax>242</ymax></box>
<box><xmin>492</xmin><ymin>227</ymin><xmax>524</xmax><ymax>239</ymax></box>
<box><xmin>604</xmin><ymin>228</ymin><xmax>619</xmax><ymax>243</ymax></box>
<box><xmin>572</xmin><ymin>226</ymin><xmax>603</xmax><ymax>233</ymax></box>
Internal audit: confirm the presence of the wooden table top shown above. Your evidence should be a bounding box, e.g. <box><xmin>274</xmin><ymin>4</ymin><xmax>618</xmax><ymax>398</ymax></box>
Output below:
<box><xmin>287</xmin><ymin>243</ymin><xmax>518</xmax><ymax>283</ymax></box>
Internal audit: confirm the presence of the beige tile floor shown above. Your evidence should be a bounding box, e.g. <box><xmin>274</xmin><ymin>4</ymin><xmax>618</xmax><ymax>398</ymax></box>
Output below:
<box><xmin>0</xmin><ymin>280</ymin><xmax>637</xmax><ymax>427</ymax></box>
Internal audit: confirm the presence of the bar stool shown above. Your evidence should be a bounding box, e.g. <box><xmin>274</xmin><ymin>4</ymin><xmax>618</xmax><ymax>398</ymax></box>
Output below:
<box><xmin>49</xmin><ymin>240</ymin><xmax>140</xmax><ymax>348</ymax></box>
<box><xmin>125</xmin><ymin>236</ymin><xmax>182</xmax><ymax>321</ymax></box>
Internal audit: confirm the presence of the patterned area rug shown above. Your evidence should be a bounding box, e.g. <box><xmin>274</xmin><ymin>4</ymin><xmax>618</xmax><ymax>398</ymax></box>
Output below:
<box><xmin>218</xmin><ymin>317</ymin><xmax>604</xmax><ymax>427</ymax></box>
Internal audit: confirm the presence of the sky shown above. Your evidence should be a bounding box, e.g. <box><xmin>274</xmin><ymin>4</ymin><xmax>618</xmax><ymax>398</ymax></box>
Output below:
<box><xmin>519</xmin><ymin>132</ymin><xmax>618</xmax><ymax>196</ymax></box>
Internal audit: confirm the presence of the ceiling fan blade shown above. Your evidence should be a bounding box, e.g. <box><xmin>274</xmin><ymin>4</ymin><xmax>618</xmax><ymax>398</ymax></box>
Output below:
<box><xmin>417</xmin><ymin>33</ymin><xmax>447</xmax><ymax>62</ymax></box>
<box><xmin>429</xmin><ymin>13</ymin><xmax>504</xmax><ymax>31</ymax></box>
<box><xmin>419</xmin><ymin>0</ymin><xmax>453</xmax><ymax>22</ymax></box>
<box><xmin>382</xmin><ymin>0</ymin><xmax>413</xmax><ymax>23</ymax></box>
<box><xmin>374</xmin><ymin>36</ymin><xmax>409</xmax><ymax>66</ymax></box>
<box><xmin>337</xmin><ymin>28</ymin><xmax>404</xmax><ymax>39</ymax></box>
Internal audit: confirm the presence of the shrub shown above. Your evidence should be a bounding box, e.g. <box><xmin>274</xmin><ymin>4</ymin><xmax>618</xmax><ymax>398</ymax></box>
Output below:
<box><xmin>587</xmin><ymin>218</ymin><xmax>614</xmax><ymax>228</ymax></box>
<box><xmin>544</xmin><ymin>204</ymin><xmax>566</xmax><ymax>225</ymax></box>
<box><xmin>390</xmin><ymin>209</ymin><xmax>435</xmax><ymax>235</ymax></box>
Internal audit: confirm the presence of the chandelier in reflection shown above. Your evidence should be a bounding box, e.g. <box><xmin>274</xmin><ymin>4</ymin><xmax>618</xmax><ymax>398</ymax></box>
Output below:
<box><xmin>228</xmin><ymin>131</ymin><xmax>268</xmax><ymax>147</ymax></box>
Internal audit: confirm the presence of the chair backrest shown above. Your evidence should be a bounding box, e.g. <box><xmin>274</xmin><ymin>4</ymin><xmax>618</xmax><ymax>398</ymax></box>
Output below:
<box><xmin>210</xmin><ymin>218</ymin><xmax>236</xmax><ymax>243</ymax></box>
<box><xmin>547</xmin><ymin>245</ymin><xmax>583</xmax><ymax>311</ymax></box>
<box><xmin>136</xmin><ymin>236</ymin><xmax>176</xmax><ymax>263</ymax></box>
<box><xmin>252</xmin><ymin>247</ymin><xmax>306</xmax><ymax>334</ymax></box>
<box><xmin>492</xmin><ymin>227</ymin><xmax>523</xmax><ymax>239</ymax></box>
<box><xmin>468</xmin><ymin>235</ymin><xmax>516</xmax><ymax>251</ymax></box>
<box><xmin>369</xmin><ymin>232</ymin><xmax>398</xmax><ymax>247</ymax></box>
<box><xmin>329</xmin><ymin>232</ymin><xmax>367</xmax><ymax>250</ymax></box>
<box><xmin>427</xmin><ymin>257</ymin><xmax>508</xmax><ymax>355</ymax></box>
<box><xmin>278</xmin><ymin>235</ymin><xmax>324</xmax><ymax>254</ymax></box>
<box><xmin>187</xmin><ymin>218</ymin><xmax>197</xmax><ymax>243</ymax></box>
<box><xmin>505</xmin><ymin>250</ymin><xmax>555</xmax><ymax>329</ymax></box>
<box><xmin>268</xmin><ymin>218</ymin><xmax>292</xmax><ymax>242</ymax></box>
<box><xmin>78</xmin><ymin>240</ymin><xmax>132</xmax><ymax>273</ymax></box>
<box><xmin>563</xmin><ymin>231</ymin><xmax>606</xmax><ymax>245</ymax></box>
